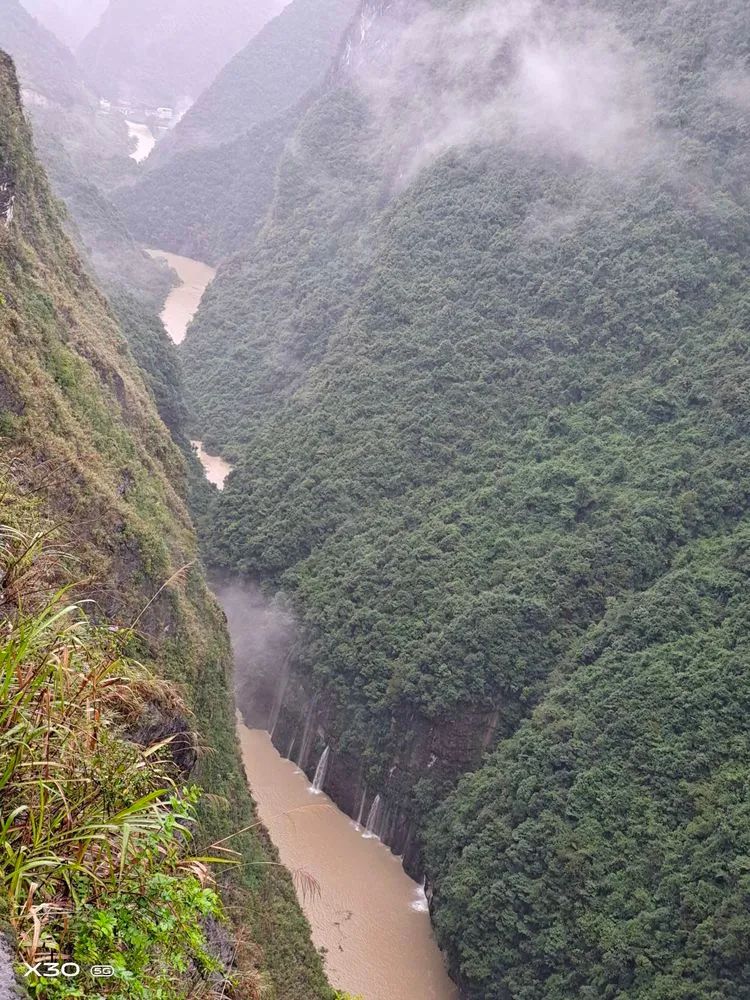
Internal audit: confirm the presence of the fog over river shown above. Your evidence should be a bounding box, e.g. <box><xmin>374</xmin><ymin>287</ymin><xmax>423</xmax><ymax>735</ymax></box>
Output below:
<box><xmin>154</xmin><ymin>249</ymin><xmax>456</xmax><ymax>998</ymax></box>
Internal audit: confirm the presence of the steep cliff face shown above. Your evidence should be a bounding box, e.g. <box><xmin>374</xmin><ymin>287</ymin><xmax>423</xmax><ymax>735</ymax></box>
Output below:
<box><xmin>0</xmin><ymin>0</ymin><xmax>197</xmax><ymax>459</ymax></box>
<box><xmin>0</xmin><ymin>50</ymin><xmax>332</xmax><ymax>999</ymax></box>
<box><xmin>0</xmin><ymin>171</ymin><xmax>13</xmax><ymax>226</ymax></box>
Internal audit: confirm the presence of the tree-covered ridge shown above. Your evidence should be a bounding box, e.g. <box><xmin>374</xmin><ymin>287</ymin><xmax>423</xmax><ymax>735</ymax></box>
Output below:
<box><xmin>0</xmin><ymin>0</ymin><xmax>202</xmax><ymax>477</ymax></box>
<box><xmin>0</xmin><ymin>0</ymin><xmax>133</xmax><ymax>175</ymax></box>
<box><xmin>202</xmin><ymin>141</ymin><xmax>749</xmax><ymax>741</ymax></box>
<box><xmin>0</xmin><ymin>0</ymin><xmax>168</xmax><ymax>298</ymax></box>
<box><xmin>150</xmin><ymin>0</ymin><xmax>360</xmax><ymax>161</ymax></box>
<box><xmin>19</xmin><ymin>0</ymin><xmax>108</xmax><ymax>49</ymax></box>
<box><xmin>0</xmin><ymin>50</ymin><xmax>332</xmax><ymax>999</ymax></box>
<box><xmin>0</xmin><ymin>0</ymin><xmax>90</xmax><ymax>106</ymax></box>
<box><xmin>425</xmin><ymin>522</ymin><xmax>750</xmax><ymax>998</ymax></box>
<box><xmin>116</xmin><ymin>108</ymin><xmax>300</xmax><ymax>265</ymax></box>
<box><xmin>180</xmin><ymin>87</ymin><xmax>382</xmax><ymax>449</ymax></box>
<box><xmin>176</xmin><ymin>0</ymin><xmax>750</xmax><ymax>995</ymax></box>
<box><xmin>117</xmin><ymin>0</ymin><xmax>361</xmax><ymax>262</ymax></box>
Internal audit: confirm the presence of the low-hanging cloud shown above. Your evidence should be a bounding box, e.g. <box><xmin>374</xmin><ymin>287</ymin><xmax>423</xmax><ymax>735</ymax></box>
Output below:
<box><xmin>215</xmin><ymin>580</ymin><xmax>298</xmax><ymax>731</ymax></box>
<box><xmin>351</xmin><ymin>0</ymin><xmax>659</xmax><ymax>183</ymax></box>
<box><xmin>717</xmin><ymin>66</ymin><xmax>750</xmax><ymax>112</ymax></box>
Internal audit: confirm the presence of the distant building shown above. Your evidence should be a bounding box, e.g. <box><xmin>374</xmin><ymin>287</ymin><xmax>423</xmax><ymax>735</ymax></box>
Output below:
<box><xmin>98</xmin><ymin>98</ymin><xmax>111</xmax><ymax>113</ymax></box>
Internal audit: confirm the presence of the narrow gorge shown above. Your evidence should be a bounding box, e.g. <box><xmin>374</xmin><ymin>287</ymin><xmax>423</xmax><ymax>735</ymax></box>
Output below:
<box><xmin>3</xmin><ymin>0</ymin><xmax>749</xmax><ymax>995</ymax></box>
<box><xmin>157</xmin><ymin>247</ymin><xmax>456</xmax><ymax>999</ymax></box>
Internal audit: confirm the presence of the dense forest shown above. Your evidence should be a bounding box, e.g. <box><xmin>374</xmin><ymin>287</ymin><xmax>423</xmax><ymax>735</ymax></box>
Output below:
<box><xmin>171</xmin><ymin>0</ymin><xmax>750</xmax><ymax>996</ymax></box>
<box><xmin>149</xmin><ymin>0</ymin><xmax>359</xmax><ymax>159</ymax></box>
<box><xmin>0</xmin><ymin>48</ymin><xmax>339</xmax><ymax>999</ymax></box>
<box><xmin>117</xmin><ymin>108</ymin><xmax>300</xmax><ymax>265</ymax></box>
<box><xmin>4</xmin><ymin>0</ymin><xmax>749</xmax><ymax>995</ymax></box>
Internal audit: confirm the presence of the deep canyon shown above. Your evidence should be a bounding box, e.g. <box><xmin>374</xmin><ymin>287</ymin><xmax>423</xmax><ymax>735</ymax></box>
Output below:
<box><xmin>158</xmin><ymin>249</ymin><xmax>456</xmax><ymax>999</ymax></box>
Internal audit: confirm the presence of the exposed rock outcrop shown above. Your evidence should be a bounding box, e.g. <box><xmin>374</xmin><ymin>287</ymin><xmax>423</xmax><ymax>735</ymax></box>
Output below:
<box><xmin>0</xmin><ymin>171</ymin><xmax>14</xmax><ymax>227</ymax></box>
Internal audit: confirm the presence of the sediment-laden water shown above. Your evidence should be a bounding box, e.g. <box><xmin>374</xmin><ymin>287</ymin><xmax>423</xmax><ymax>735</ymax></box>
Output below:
<box><xmin>236</xmin><ymin>726</ymin><xmax>457</xmax><ymax>1000</ymax></box>
<box><xmin>146</xmin><ymin>248</ymin><xmax>216</xmax><ymax>345</ymax></box>
<box><xmin>154</xmin><ymin>246</ymin><xmax>455</xmax><ymax>998</ymax></box>
<box><xmin>192</xmin><ymin>440</ymin><xmax>232</xmax><ymax>489</ymax></box>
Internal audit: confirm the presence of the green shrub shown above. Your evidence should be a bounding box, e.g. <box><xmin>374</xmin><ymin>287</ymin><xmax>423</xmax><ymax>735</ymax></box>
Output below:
<box><xmin>0</xmin><ymin>525</ymin><xmax>234</xmax><ymax>998</ymax></box>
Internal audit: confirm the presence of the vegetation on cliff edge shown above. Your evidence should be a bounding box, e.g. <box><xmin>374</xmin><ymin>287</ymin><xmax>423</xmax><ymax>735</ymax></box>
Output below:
<box><xmin>0</xmin><ymin>48</ymin><xmax>332</xmax><ymax>999</ymax></box>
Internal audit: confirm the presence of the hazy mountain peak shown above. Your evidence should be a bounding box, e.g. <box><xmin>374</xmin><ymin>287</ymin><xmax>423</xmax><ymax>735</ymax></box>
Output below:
<box><xmin>77</xmin><ymin>0</ymin><xmax>290</xmax><ymax>108</ymax></box>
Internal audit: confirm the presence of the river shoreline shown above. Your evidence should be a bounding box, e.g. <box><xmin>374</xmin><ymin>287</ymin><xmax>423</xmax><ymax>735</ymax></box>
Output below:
<box><xmin>146</xmin><ymin>248</ymin><xmax>216</xmax><ymax>345</ymax></box>
<box><xmin>236</xmin><ymin>723</ymin><xmax>457</xmax><ymax>1000</ymax></box>
<box><xmin>148</xmin><ymin>248</ymin><xmax>233</xmax><ymax>489</ymax></box>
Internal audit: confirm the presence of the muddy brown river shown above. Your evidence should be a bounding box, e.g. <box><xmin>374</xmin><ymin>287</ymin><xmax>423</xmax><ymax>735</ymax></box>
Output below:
<box><xmin>146</xmin><ymin>248</ymin><xmax>216</xmax><ymax>345</ymax></box>
<box><xmin>149</xmin><ymin>249</ymin><xmax>232</xmax><ymax>488</ymax></box>
<box><xmin>237</xmin><ymin>726</ymin><xmax>457</xmax><ymax>1000</ymax></box>
<box><xmin>155</xmin><ymin>247</ymin><xmax>457</xmax><ymax>998</ymax></box>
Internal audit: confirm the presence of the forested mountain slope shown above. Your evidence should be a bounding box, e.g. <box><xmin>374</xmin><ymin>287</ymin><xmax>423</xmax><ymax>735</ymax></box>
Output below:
<box><xmin>0</xmin><ymin>0</ymin><xmax>187</xmax><ymax>443</ymax></box>
<box><xmin>19</xmin><ymin>0</ymin><xmax>75</xmax><ymax>47</ymax></box>
<box><xmin>0</xmin><ymin>0</ymin><xmax>167</xmax><ymax>281</ymax></box>
<box><xmin>115</xmin><ymin>0</ymin><xmax>360</xmax><ymax>262</ymax></box>
<box><xmin>78</xmin><ymin>0</ymin><xmax>289</xmax><ymax>109</ymax></box>
<box><xmin>116</xmin><ymin>107</ymin><xmax>301</xmax><ymax>265</ymax></box>
<box><xmin>0</xmin><ymin>0</ymin><xmax>91</xmax><ymax>106</ymax></box>
<box><xmin>0</xmin><ymin>50</ymin><xmax>333</xmax><ymax>999</ymax></box>
<box><xmin>176</xmin><ymin>0</ymin><xmax>750</xmax><ymax>996</ymax></box>
<box><xmin>149</xmin><ymin>0</ymin><xmax>360</xmax><ymax>160</ymax></box>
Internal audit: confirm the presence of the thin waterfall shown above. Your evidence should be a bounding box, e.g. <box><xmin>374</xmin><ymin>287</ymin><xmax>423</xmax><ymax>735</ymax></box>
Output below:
<box><xmin>310</xmin><ymin>745</ymin><xmax>330</xmax><ymax>794</ymax></box>
<box><xmin>286</xmin><ymin>733</ymin><xmax>296</xmax><ymax>761</ymax></box>
<box><xmin>364</xmin><ymin>793</ymin><xmax>382</xmax><ymax>838</ymax></box>
<box><xmin>296</xmin><ymin>700</ymin><xmax>316</xmax><ymax>771</ymax></box>
<box><xmin>355</xmin><ymin>784</ymin><xmax>367</xmax><ymax>829</ymax></box>
<box><xmin>411</xmin><ymin>876</ymin><xmax>429</xmax><ymax>912</ymax></box>
<box><xmin>268</xmin><ymin>652</ymin><xmax>292</xmax><ymax>738</ymax></box>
